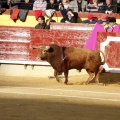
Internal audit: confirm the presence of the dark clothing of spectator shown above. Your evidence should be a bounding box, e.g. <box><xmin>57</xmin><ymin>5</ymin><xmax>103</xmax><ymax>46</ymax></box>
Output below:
<box><xmin>35</xmin><ymin>22</ymin><xmax>49</xmax><ymax>29</ymax></box>
<box><xmin>46</xmin><ymin>0</ymin><xmax>60</xmax><ymax>3</ymax></box>
<box><xmin>97</xmin><ymin>19</ymin><xmax>109</xmax><ymax>24</ymax></box>
<box><xmin>8</xmin><ymin>0</ymin><xmax>21</xmax><ymax>8</ymax></box>
<box><xmin>98</xmin><ymin>0</ymin><xmax>105</xmax><ymax>2</ymax></box>
<box><xmin>99</xmin><ymin>1</ymin><xmax>118</xmax><ymax>13</ymax></box>
<box><xmin>19</xmin><ymin>0</ymin><xmax>34</xmax><ymax>10</ymax></box>
<box><xmin>117</xmin><ymin>2</ymin><xmax>120</xmax><ymax>13</ymax></box>
<box><xmin>82</xmin><ymin>19</ymin><xmax>96</xmax><ymax>24</ymax></box>
<box><xmin>46</xmin><ymin>2</ymin><xmax>59</xmax><ymax>11</ymax></box>
<box><xmin>60</xmin><ymin>14</ymin><xmax>77</xmax><ymax>23</ymax></box>
<box><xmin>77</xmin><ymin>1</ymin><xmax>82</xmax><ymax>12</ymax></box>
<box><xmin>70</xmin><ymin>0</ymin><xmax>87</xmax><ymax>12</ymax></box>
<box><xmin>19</xmin><ymin>9</ymin><xmax>28</xmax><ymax>22</ymax></box>
<box><xmin>0</xmin><ymin>0</ymin><xmax>9</xmax><ymax>8</ymax></box>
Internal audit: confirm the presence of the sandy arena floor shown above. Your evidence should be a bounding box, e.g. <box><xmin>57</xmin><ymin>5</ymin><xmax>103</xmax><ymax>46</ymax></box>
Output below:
<box><xmin>0</xmin><ymin>71</ymin><xmax>120</xmax><ymax>120</ymax></box>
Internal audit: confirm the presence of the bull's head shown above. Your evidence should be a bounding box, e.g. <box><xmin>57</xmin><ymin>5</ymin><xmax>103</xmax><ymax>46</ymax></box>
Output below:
<box><xmin>32</xmin><ymin>45</ymin><xmax>54</xmax><ymax>60</ymax></box>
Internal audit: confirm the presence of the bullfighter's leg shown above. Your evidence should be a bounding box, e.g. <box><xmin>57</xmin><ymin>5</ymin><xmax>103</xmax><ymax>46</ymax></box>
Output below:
<box><xmin>85</xmin><ymin>71</ymin><xmax>95</xmax><ymax>84</ymax></box>
<box><xmin>54</xmin><ymin>69</ymin><xmax>60</xmax><ymax>83</ymax></box>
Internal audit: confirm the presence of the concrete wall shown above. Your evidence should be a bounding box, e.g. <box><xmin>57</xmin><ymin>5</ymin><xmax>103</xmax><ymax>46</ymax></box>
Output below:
<box><xmin>0</xmin><ymin>64</ymin><xmax>83</xmax><ymax>77</ymax></box>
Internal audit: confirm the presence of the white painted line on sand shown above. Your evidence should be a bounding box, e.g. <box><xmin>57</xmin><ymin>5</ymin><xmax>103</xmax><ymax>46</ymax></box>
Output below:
<box><xmin>0</xmin><ymin>90</ymin><xmax>120</xmax><ymax>102</ymax></box>
<box><xmin>4</xmin><ymin>86</ymin><xmax>119</xmax><ymax>95</ymax></box>
<box><xmin>29</xmin><ymin>87</ymin><xmax>120</xmax><ymax>95</ymax></box>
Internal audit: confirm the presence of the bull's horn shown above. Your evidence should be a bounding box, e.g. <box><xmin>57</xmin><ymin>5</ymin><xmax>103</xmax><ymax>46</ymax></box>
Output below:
<box><xmin>45</xmin><ymin>46</ymin><xmax>50</xmax><ymax>49</ymax></box>
<box><xmin>32</xmin><ymin>46</ymin><xmax>45</xmax><ymax>49</ymax></box>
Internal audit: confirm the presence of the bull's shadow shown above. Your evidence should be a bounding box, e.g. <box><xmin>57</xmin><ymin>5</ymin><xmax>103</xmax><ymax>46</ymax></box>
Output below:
<box><xmin>48</xmin><ymin>75</ymin><xmax>65</xmax><ymax>80</ymax></box>
<box><xmin>48</xmin><ymin>73</ymin><xmax>120</xmax><ymax>86</ymax></box>
<box><xmin>99</xmin><ymin>72</ymin><xmax>120</xmax><ymax>85</ymax></box>
<box><xmin>48</xmin><ymin>75</ymin><xmax>96</xmax><ymax>85</ymax></box>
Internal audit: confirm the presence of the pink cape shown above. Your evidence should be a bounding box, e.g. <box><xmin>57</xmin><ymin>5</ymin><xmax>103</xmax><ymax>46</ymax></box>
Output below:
<box><xmin>84</xmin><ymin>23</ymin><xmax>120</xmax><ymax>50</ymax></box>
<box><xmin>109</xmin><ymin>24</ymin><xmax>120</xmax><ymax>32</ymax></box>
<box><xmin>84</xmin><ymin>23</ymin><xmax>105</xmax><ymax>50</ymax></box>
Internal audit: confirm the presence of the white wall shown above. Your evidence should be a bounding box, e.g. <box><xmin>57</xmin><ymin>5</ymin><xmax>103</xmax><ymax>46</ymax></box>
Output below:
<box><xmin>0</xmin><ymin>64</ymin><xmax>85</xmax><ymax>77</ymax></box>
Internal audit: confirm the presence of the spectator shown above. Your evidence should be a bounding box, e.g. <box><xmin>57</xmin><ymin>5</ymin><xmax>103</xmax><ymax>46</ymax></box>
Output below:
<box><xmin>106</xmin><ymin>17</ymin><xmax>117</xmax><ymax>32</ymax></box>
<box><xmin>56</xmin><ymin>0</ymin><xmax>62</xmax><ymax>3</ymax></box>
<box><xmin>88</xmin><ymin>0</ymin><xmax>92</xmax><ymax>3</ymax></box>
<box><xmin>86</xmin><ymin>0</ymin><xmax>103</xmax><ymax>12</ymax></box>
<box><xmin>0</xmin><ymin>0</ymin><xmax>9</xmax><ymax>8</ymax></box>
<box><xmin>35</xmin><ymin>15</ymin><xmax>49</xmax><ymax>29</ymax></box>
<box><xmin>0</xmin><ymin>0</ymin><xmax>7</xmax><ymax>14</ymax></box>
<box><xmin>46</xmin><ymin>18</ymin><xmax>56</xmax><ymax>29</ymax></box>
<box><xmin>99</xmin><ymin>0</ymin><xmax>118</xmax><ymax>14</ymax></box>
<box><xmin>60</xmin><ymin>9</ymin><xmax>77</xmax><ymax>23</ymax></box>
<box><xmin>45</xmin><ymin>0</ymin><xmax>59</xmax><ymax>18</ymax></box>
<box><xmin>59</xmin><ymin>0</ymin><xmax>71</xmax><ymax>16</ymax></box>
<box><xmin>82</xmin><ymin>14</ymin><xmax>97</xmax><ymax>24</ymax></box>
<box><xmin>112</xmin><ymin>0</ymin><xmax>118</xmax><ymax>3</ymax></box>
<box><xmin>88</xmin><ymin>0</ymin><xmax>105</xmax><ymax>4</ymax></box>
<box><xmin>70</xmin><ymin>0</ymin><xmax>88</xmax><ymax>12</ymax></box>
<box><xmin>98</xmin><ymin>14</ymin><xmax>109</xmax><ymax>24</ymax></box>
<box><xmin>33</xmin><ymin>0</ymin><xmax>47</xmax><ymax>11</ymax></box>
<box><xmin>117</xmin><ymin>0</ymin><xmax>120</xmax><ymax>3</ymax></box>
<box><xmin>7</xmin><ymin>0</ymin><xmax>20</xmax><ymax>8</ymax></box>
<box><xmin>59</xmin><ymin>0</ymin><xmax>71</xmax><ymax>10</ymax></box>
<box><xmin>19</xmin><ymin>0</ymin><xmax>34</xmax><ymax>10</ymax></box>
<box><xmin>46</xmin><ymin>0</ymin><xmax>62</xmax><ymax>3</ymax></box>
<box><xmin>117</xmin><ymin>0</ymin><xmax>120</xmax><ymax>13</ymax></box>
<box><xmin>46</xmin><ymin>0</ymin><xmax>59</xmax><ymax>11</ymax></box>
<box><xmin>98</xmin><ymin>0</ymin><xmax>105</xmax><ymax>3</ymax></box>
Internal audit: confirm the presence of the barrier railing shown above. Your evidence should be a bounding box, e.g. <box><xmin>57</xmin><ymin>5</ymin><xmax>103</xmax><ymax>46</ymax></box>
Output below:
<box><xmin>1</xmin><ymin>25</ymin><xmax>120</xmax><ymax>73</ymax></box>
<box><xmin>50</xmin><ymin>22</ymin><xmax>95</xmax><ymax>30</ymax></box>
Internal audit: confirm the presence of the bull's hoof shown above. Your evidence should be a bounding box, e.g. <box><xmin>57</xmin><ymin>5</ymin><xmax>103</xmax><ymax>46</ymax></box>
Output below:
<box><xmin>56</xmin><ymin>79</ymin><xmax>62</xmax><ymax>83</ymax></box>
<box><xmin>64</xmin><ymin>82</ymin><xmax>68</xmax><ymax>85</ymax></box>
<box><xmin>84</xmin><ymin>81</ymin><xmax>89</xmax><ymax>85</ymax></box>
<box><xmin>56</xmin><ymin>80</ymin><xmax>60</xmax><ymax>82</ymax></box>
<box><xmin>95</xmin><ymin>80</ymin><xmax>100</xmax><ymax>84</ymax></box>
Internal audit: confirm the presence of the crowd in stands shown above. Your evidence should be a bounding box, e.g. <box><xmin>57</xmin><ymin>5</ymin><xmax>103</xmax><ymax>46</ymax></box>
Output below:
<box><xmin>0</xmin><ymin>0</ymin><xmax>119</xmax><ymax>12</ymax></box>
<box><xmin>0</xmin><ymin>0</ymin><xmax>120</xmax><ymax>29</ymax></box>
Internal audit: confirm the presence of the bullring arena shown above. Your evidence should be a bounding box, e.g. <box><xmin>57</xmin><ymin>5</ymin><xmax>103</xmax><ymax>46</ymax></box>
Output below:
<box><xmin>0</xmin><ymin>9</ymin><xmax>120</xmax><ymax>120</ymax></box>
<box><xmin>0</xmin><ymin>66</ymin><xmax>120</xmax><ymax>120</ymax></box>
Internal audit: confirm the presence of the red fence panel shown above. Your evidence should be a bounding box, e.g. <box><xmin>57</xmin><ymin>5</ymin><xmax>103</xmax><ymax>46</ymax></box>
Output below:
<box><xmin>0</xmin><ymin>26</ymin><xmax>91</xmax><ymax>63</ymax></box>
<box><xmin>97</xmin><ymin>32</ymin><xmax>120</xmax><ymax>72</ymax></box>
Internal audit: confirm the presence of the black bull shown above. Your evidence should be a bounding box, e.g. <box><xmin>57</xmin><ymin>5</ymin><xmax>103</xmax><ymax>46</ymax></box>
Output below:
<box><xmin>33</xmin><ymin>44</ymin><xmax>105</xmax><ymax>84</ymax></box>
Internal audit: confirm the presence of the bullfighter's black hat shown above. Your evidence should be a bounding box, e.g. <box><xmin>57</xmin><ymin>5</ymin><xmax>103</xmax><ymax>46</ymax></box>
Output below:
<box><xmin>108</xmin><ymin>17</ymin><xmax>116</xmax><ymax>22</ymax></box>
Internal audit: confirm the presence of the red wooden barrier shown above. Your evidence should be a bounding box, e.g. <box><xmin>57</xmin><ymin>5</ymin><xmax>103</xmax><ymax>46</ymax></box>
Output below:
<box><xmin>0</xmin><ymin>26</ymin><xmax>92</xmax><ymax>64</ymax></box>
<box><xmin>1</xmin><ymin>26</ymin><xmax>120</xmax><ymax>73</ymax></box>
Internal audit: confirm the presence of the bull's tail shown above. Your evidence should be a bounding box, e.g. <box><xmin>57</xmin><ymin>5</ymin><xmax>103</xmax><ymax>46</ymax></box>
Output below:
<box><xmin>100</xmin><ymin>51</ymin><xmax>105</xmax><ymax>65</ymax></box>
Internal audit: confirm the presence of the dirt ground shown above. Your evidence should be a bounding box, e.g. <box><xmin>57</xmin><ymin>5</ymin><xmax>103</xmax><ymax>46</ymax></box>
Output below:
<box><xmin>0</xmin><ymin>72</ymin><xmax>120</xmax><ymax>120</ymax></box>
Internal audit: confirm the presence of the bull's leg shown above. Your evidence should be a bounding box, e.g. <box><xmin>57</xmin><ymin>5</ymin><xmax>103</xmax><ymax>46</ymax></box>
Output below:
<box><xmin>85</xmin><ymin>71</ymin><xmax>95</xmax><ymax>84</ymax></box>
<box><xmin>94</xmin><ymin>72</ymin><xmax>99</xmax><ymax>83</ymax></box>
<box><xmin>94</xmin><ymin>68</ymin><xmax>102</xmax><ymax>83</ymax></box>
<box><xmin>94</xmin><ymin>66</ymin><xmax>105</xmax><ymax>83</ymax></box>
<box><xmin>94</xmin><ymin>70</ymin><xmax>101</xmax><ymax>84</ymax></box>
<box><xmin>54</xmin><ymin>70</ymin><xmax>60</xmax><ymax>83</ymax></box>
<box><xmin>64</xmin><ymin>70</ymin><xmax>69</xmax><ymax>85</ymax></box>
